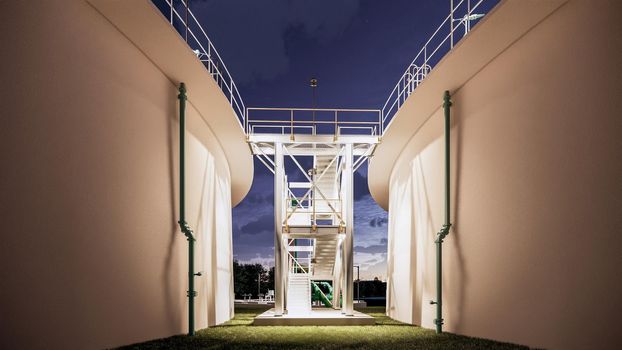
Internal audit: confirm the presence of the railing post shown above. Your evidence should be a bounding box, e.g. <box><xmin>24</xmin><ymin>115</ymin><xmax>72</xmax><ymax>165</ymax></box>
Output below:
<box><xmin>334</xmin><ymin>110</ymin><xmax>338</xmax><ymax>140</ymax></box>
<box><xmin>290</xmin><ymin>110</ymin><xmax>294</xmax><ymax>141</ymax></box>
<box><xmin>170</xmin><ymin>0</ymin><xmax>173</xmax><ymax>25</ymax></box>
<box><xmin>207</xmin><ymin>43</ymin><xmax>212</xmax><ymax>73</ymax></box>
<box><xmin>245</xmin><ymin>108</ymin><xmax>248</xmax><ymax>136</ymax></box>
<box><xmin>378</xmin><ymin>110</ymin><xmax>384</xmax><ymax>137</ymax></box>
<box><xmin>450</xmin><ymin>0</ymin><xmax>454</xmax><ymax>49</ymax></box>
<box><xmin>468</xmin><ymin>0</ymin><xmax>471</xmax><ymax>32</ymax></box>
<box><xmin>381</xmin><ymin>110</ymin><xmax>384</xmax><ymax>136</ymax></box>
<box><xmin>184</xmin><ymin>0</ymin><xmax>189</xmax><ymax>43</ymax></box>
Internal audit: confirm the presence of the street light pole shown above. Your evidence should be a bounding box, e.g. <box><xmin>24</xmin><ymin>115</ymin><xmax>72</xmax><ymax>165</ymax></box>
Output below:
<box><xmin>354</xmin><ymin>265</ymin><xmax>360</xmax><ymax>302</ymax></box>
<box><xmin>310</xmin><ymin>78</ymin><xmax>318</xmax><ymax>134</ymax></box>
<box><xmin>258</xmin><ymin>272</ymin><xmax>261</xmax><ymax>299</ymax></box>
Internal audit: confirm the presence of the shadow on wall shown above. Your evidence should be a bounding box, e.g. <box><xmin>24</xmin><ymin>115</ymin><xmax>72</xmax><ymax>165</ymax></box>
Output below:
<box><xmin>408</xmin><ymin>168</ymin><xmax>418</xmax><ymax>326</ymax></box>
<box><xmin>387</xmin><ymin>97</ymin><xmax>469</xmax><ymax>330</ymax></box>
<box><xmin>412</xmin><ymin>156</ymin><xmax>436</xmax><ymax>327</ymax></box>
<box><xmin>386</xmin><ymin>208</ymin><xmax>394</xmax><ymax>317</ymax></box>
<box><xmin>386</xmin><ymin>175</ymin><xmax>409</xmax><ymax>321</ymax></box>
<box><xmin>195</xmin><ymin>150</ymin><xmax>209</xmax><ymax>327</ymax></box>
<box><xmin>163</xmin><ymin>88</ymin><xmax>181</xmax><ymax>331</ymax></box>
<box><xmin>449</xmin><ymin>96</ymin><xmax>467</xmax><ymax>333</ymax></box>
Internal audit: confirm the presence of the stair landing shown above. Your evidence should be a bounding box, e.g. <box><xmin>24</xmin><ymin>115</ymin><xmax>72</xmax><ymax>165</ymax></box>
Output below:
<box><xmin>253</xmin><ymin>308</ymin><xmax>375</xmax><ymax>326</ymax></box>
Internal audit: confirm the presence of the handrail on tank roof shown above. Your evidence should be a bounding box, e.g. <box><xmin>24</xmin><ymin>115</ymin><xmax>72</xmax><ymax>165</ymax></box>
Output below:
<box><xmin>152</xmin><ymin>0</ymin><xmax>499</xmax><ymax>137</ymax></box>
<box><xmin>381</xmin><ymin>0</ymin><xmax>499</xmax><ymax>134</ymax></box>
<box><xmin>153</xmin><ymin>0</ymin><xmax>246</xmax><ymax>131</ymax></box>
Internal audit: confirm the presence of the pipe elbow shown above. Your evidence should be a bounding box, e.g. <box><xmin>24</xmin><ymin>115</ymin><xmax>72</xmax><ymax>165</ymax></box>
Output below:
<box><xmin>435</xmin><ymin>223</ymin><xmax>452</xmax><ymax>242</ymax></box>
<box><xmin>178</xmin><ymin>220</ymin><xmax>195</xmax><ymax>241</ymax></box>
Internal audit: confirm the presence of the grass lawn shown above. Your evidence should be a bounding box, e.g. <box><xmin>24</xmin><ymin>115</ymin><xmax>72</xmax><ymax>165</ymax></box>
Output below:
<box><xmin>119</xmin><ymin>305</ymin><xmax>530</xmax><ymax>349</ymax></box>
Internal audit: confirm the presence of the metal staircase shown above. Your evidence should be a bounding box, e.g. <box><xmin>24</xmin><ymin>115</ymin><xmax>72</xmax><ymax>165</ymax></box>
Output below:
<box><xmin>287</xmin><ymin>274</ymin><xmax>311</xmax><ymax>314</ymax></box>
<box><xmin>311</xmin><ymin>235</ymin><xmax>339</xmax><ymax>279</ymax></box>
<box><xmin>247</xmin><ymin>107</ymin><xmax>380</xmax><ymax>316</ymax></box>
<box><xmin>313</xmin><ymin>154</ymin><xmax>339</xmax><ymax>223</ymax></box>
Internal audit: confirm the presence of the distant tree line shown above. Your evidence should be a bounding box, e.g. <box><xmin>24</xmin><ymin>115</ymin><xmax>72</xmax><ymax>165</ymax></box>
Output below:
<box><xmin>233</xmin><ymin>261</ymin><xmax>387</xmax><ymax>300</ymax></box>
<box><xmin>233</xmin><ymin>260</ymin><xmax>274</xmax><ymax>298</ymax></box>
<box><xmin>355</xmin><ymin>277</ymin><xmax>386</xmax><ymax>298</ymax></box>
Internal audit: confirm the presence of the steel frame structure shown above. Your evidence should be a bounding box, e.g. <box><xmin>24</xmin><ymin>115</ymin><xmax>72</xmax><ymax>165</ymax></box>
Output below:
<box><xmin>248</xmin><ymin>112</ymin><xmax>379</xmax><ymax>316</ymax></box>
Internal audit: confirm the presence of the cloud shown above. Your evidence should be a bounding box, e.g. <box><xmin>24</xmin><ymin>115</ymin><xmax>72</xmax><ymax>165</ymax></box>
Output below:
<box><xmin>354</xmin><ymin>251</ymin><xmax>388</xmax><ymax>281</ymax></box>
<box><xmin>244</xmin><ymin>192</ymin><xmax>272</xmax><ymax>205</ymax></box>
<box><xmin>235</xmin><ymin>253</ymin><xmax>275</xmax><ymax>267</ymax></box>
<box><xmin>354</xmin><ymin>244</ymin><xmax>387</xmax><ymax>254</ymax></box>
<box><xmin>355</xmin><ymin>236</ymin><xmax>388</xmax><ymax>255</ymax></box>
<box><xmin>238</xmin><ymin>213</ymin><xmax>274</xmax><ymax>236</ymax></box>
<box><xmin>190</xmin><ymin>0</ymin><xmax>360</xmax><ymax>86</ymax></box>
<box><xmin>353</xmin><ymin>195</ymin><xmax>388</xmax><ymax>248</ymax></box>
<box><xmin>369</xmin><ymin>217</ymin><xmax>388</xmax><ymax>227</ymax></box>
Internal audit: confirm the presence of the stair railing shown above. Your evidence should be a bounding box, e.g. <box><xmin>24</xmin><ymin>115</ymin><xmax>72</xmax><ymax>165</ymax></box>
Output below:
<box><xmin>287</xmin><ymin>252</ymin><xmax>310</xmax><ymax>275</ymax></box>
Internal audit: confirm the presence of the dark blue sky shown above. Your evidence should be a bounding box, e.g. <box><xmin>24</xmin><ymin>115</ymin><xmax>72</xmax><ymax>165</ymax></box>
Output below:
<box><xmin>193</xmin><ymin>0</ymin><xmax>449</xmax><ymax>107</ymax></box>
<box><xmin>156</xmin><ymin>0</ymin><xmax>496</xmax><ymax>280</ymax></box>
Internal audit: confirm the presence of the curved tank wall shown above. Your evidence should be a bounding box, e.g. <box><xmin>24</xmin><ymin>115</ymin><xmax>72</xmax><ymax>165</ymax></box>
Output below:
<box><xmin>372</xmin><ymin>0</ymin><xmax>622</xmax><ymax>349</ymax></box>
<box><xmin>0</xmin><ymin>0</ymin><xmax>251</xmax><ymax>348</ymax></box>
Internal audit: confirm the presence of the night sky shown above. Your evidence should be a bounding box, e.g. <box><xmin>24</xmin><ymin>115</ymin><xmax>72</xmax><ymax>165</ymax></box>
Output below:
<box><xmin>166</xmin><ymin>0</ymin><xmax>496</xmax><ymax>280</ymax></box>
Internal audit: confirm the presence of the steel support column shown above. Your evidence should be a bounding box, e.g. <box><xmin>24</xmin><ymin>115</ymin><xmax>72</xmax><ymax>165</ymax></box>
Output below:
<box><xmin>274</xmin><ymin>142</ymin><xmax>285</xmax><ymax>316</ymax></box>
<box><xmin>343</xmin><ymin>143</ymin><xmax>354</xmax><ymax>316</ymax></box>
<box><xmin>332</xmin><ymin>239</ymin><xmax>342</xmax><ymax>309</ymax></box>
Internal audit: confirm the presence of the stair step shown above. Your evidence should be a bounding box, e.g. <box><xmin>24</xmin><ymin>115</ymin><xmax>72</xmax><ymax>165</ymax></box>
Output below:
<box><xmin>287</xmin><ymin>273</ymin><xmax>311</xmax><ymax>313</ymax></box>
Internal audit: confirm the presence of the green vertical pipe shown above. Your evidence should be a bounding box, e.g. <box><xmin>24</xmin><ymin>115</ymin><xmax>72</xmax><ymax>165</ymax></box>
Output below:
<box><xmin>178</xmin><ymin>83</ymin><xmax>196</xmax><ymax>336</ymax></box>
<box><xmin>444</xmin><ymin>90</ymin><xmax>451</xmax><ymax>233</ymax></box>
<box><xmin>179</xmin><ymin>83</ymin><xmax>186</xmax><ymax>226</ymax></box>
<box><xmin>188</xmin><ymin>236</ymin><xmax>195</xmax><ymax>336</ymax></box>
<box><xmin>433</xmin><ymin>90</ymin><xmax>452</xmax><ymax>333</ymax></box>
<box><xmin>435</xmin><ymin>237</ymin><xmax>443</xmax><ymax>333</ymax></box>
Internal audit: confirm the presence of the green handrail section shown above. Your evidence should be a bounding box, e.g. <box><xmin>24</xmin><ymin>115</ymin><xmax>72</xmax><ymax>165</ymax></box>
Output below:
<box><xmin>431</xmin><ymin>90</ymin><xmax>453</xmax><ymax>333</ymax></box>
<box><xmin>178</xmin><ymin>83</ymin><xmax>197</xmax><ymax>336</ymax></box>
<box><xmin>311</xmin><ymin>281</ymin><xmax>333</xmax><ymax>307</ymax></box>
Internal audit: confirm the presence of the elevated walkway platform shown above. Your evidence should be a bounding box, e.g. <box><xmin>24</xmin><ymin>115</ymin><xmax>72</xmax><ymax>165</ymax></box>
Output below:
<box><xmin>284</xmin><ymin>225</ymin><xmax>344</xmax><ymax>236</ymax></box>
<box><xmin>253</xmin><ymin>308</ymin><xmax>375</xmax><ymax>326</ymax></box>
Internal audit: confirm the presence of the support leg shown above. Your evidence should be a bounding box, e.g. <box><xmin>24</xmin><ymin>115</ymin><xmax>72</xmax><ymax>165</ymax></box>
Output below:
<box><xmin>344</xmin><ymin>144</ymin><xmax>354</xmax><ymax>316</ymax></box>
<box><xmin>274</xmin><ymin>142</ymin><xmax>285</xmax><ymax>316</ymax></box>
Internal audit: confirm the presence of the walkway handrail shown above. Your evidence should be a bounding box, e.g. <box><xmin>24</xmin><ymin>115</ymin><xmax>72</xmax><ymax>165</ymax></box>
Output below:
<box><xmin>381</xmin><ymin>0</ymin><xmax>497</xmax><ymax>134</ymax></box>
<box><xmin>156</xmin><ymin>0</ymin><xmax>246</xmax><ymax>130</ymax></box>
<box><xmin>246</xmin><ymin>107</ymin><xmax>381</xmax><ymax>138</ymax></box>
